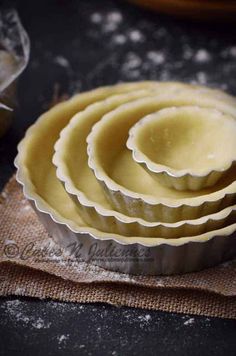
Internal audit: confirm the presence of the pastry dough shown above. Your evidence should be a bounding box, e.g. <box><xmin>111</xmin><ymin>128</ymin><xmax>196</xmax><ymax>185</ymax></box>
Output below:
<box><xmin>127</xmin><ymin>106</ymin><xmax>236</xmax><ymax>191</ymax></box>
<box><xmin>87</xmin><ymin>87</ymin><xmax>236</xmax><ymax>222</ymax></box>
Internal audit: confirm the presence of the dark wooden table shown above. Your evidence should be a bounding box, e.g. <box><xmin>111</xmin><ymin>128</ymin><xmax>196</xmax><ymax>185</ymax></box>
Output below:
<box><xmin>1</xmin><ymin>0</ymin><xmax>236</xmax><ymax>355</ymax></box>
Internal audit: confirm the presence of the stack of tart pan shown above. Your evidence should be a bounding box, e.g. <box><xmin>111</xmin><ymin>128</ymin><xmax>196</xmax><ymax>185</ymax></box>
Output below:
<box><xmin>15</xmin><ymin>81</ymin><xmax>236</xmax><ymax>275</ymax></box>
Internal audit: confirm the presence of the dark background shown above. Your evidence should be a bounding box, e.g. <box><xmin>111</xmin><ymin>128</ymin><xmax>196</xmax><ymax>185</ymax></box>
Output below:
<box><xmin>0</xmin><ymin>0</ymin><xmax>236</xmax><ymax>355</ymax></box>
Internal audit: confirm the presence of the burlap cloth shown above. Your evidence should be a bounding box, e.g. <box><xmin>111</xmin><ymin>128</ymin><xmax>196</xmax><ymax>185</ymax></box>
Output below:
<box><xmin>1</xmin><ymin>175</ymin><xmax>236</xmax><ymax>319</ymax></box>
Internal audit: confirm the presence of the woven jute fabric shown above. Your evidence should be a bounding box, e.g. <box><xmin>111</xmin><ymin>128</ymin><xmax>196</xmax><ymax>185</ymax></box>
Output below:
<box><xmin>1</xmin><ymin>176</ymin><xmax>236</xmax><ymax>319</ymax></box>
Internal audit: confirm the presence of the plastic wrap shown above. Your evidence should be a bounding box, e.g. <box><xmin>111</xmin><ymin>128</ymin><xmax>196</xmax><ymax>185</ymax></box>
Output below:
<box><xmin>0</xmin><ymin>9</ymin><xmax>30</xmax><ymax>136</ymax></box>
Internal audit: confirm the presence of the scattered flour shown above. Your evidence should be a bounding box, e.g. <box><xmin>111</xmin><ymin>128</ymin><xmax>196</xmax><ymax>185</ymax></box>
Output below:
<box><xmin>90</xmin><ymin>11</ymin><xmax>146</xmax><ymax>46</ymax></box>
<box><xmin>111</xmin><ymin>30</ymin><xmax>145</xmax><ymax>46</ymax></box>
<box><xmin>229</xmin><ymin>46</ymin><xmax>236</xmax><ymax>58</ymax></box>
<box><xmin>87</xmin><ymin>7</ymin><xmax>230</xmax><ymax>89</ymax></box>
<box><xmin>128</xmin><ymin>29</ymin><xmax>144</xmax><ymax>42</ymax></box>
<box><xmin>112</xmin><ymin>34</ymin><xmax>127</xmax><ymax>45</ymax></box>
<box><xmin>57</xmin><ymin>334</ymin><xmax>69</xmax><ymax>345</ymax></box>
<box><xmin>22</xmin><ymin>204</ymin><xmax>31</xmax><ymax>211</ymax></box>
<box><xmin>90</xmin><ymin>12</ymin><xmax>102</xmax><ymax>24</ymax></box>
<box><xmin>90</xmin><ymin>11</ymin><xmax>123</xmax><ymax>33</ymax></box>
<box><xmin>1</xmin><ymin>191</ymin><xmax>8</xmax><ymax>199</ymax></box>
<box><xmin>122</xmin><ymin>310</ymin><xmax>152</xmax><ymax>328</ymax></box>
<box><xmin>107</xmin><ymin>12</ymin><xmax>123</xmax><ymax>24</ymax></box>
<box><xmin>122</xmin><ymin>52</ymin><xmax>142</xmax><ymax>73</ymax></box>
<box><xmin>54</xmin><ymin>55</ymin><xmax>70</xmax><ymax>68</ymax></box>
<box><xmin>183</xmin><ymin>317</ymin><xmax>195</xmax><ymax>326</ymax></box>
<box><xmin>138</xmin><ymin>314</ymin><xmax>152</xmax><ymax>323</ymax></box>
<box><xmin>32</xmin><ymin>317</ymin><xmax>51</xmax><ymax>329</ymax></box>
<box><xmin>1</xmin><ymin>299</ymin><xmax>51</xmax><ymax>329</ymax></box>
<box><xmin>194</xmin><ymin>49</ymin><xmax>211</xmax><ymax>63</ymax></box>
<box><xmin>147</xmin><ymin>51</ymin><xmax>165</xmax><ymax>65</ymax></box>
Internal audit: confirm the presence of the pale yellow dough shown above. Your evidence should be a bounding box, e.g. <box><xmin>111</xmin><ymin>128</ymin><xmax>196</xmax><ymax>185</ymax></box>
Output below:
<box><xmin>15</xmin><ymin>82</ymin><xmax>236</xmax><ymax>245</ymax></box>
<box><xmin>133</xmin><ymin>107</ymin><xmax>236</xmax><ymax>173</ymax></box>
<box><xmin>126</xmin><ymin>106</ymin><xmax>236</xmax><ymax>191</ymax></box>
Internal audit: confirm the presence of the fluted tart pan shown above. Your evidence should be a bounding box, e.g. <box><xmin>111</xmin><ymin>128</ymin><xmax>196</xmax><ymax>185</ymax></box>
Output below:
<box><xmin>87</xmin><ymin>87</ymin><xmax>236</xmax><ymax>222</ymax></box>
<box><xmin>15</xmin><ymin>82</ymin><xmax>236</xmax><ymax>275</ymax></box>
<box><xmin>127</xmin><ymin>106</ymin><xmax>236</xmax><ymax>191</ymax></box>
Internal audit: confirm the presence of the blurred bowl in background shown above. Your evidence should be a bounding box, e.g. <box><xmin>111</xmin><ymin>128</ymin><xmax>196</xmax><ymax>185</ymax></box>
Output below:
<box><xmin>0</xmin><ymin>9</ymin><xmax>30</xmax><ymax>137</ymax></box>
<box><xmin>127</xmin><ymin>0</ymin><xmax>236</xmax><ymax>21</ymax></box>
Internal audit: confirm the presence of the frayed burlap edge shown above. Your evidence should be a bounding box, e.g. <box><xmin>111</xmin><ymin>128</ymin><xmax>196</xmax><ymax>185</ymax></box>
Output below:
<box><xmin>1</xmin><ymin>175</ymin><xmax>236</xmax><ymax>319</ymax></box>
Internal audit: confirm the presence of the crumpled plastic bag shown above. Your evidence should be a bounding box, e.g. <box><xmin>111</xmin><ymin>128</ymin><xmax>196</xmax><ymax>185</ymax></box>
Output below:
<box><xmin>0</xmin><ymin>9</ymin><xmax>30</xmax><ymax>137</ymax></box>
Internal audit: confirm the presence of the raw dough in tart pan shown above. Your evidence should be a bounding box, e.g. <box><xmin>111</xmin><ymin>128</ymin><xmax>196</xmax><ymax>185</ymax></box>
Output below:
<box><xmin>87</xmin><ymin>89</ymin><xmax>236</xmax><ymax>222</ymax></box>
<box><xmin>54</xmin><ymin>85</ymin><xmax>236</xmax><ymax>235</ymax></box>
<box><xmin>15</xmin><ymin>82</ymin><xmax>236</xmax><ymax>274</ymax></box>
<box><xmin>127</xmin><ymin>106</ymin><xmax>236</xmax><ymax>191</ymax></box>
